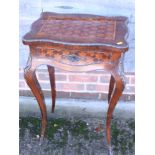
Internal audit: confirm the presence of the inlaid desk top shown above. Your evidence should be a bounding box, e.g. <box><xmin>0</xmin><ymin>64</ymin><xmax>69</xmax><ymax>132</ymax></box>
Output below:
<box><xmin>23</xmin><ymin>12</ymin><xmax>128</xmax><ymax>51</ymax></box>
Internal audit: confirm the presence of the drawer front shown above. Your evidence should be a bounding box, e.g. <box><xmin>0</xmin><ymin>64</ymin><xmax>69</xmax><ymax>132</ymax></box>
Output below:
<box><xmin>33</xmin><ymin>47</ymin><xmax>121</xmax><ymax>66</ymax></box>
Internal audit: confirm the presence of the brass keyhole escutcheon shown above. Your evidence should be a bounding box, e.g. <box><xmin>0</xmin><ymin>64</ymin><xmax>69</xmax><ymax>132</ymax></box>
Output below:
<box><xmin>67</xmin><ymin>54</ymin><xmax>81</xmax><ymax>62</ymax></box>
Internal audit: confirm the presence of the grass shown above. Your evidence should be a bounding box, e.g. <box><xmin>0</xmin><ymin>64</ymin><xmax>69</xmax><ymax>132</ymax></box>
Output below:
<box><xmin>19</xmin><ymin>116</ymin><xmax>135</xmax><ymax>154</ymax></box>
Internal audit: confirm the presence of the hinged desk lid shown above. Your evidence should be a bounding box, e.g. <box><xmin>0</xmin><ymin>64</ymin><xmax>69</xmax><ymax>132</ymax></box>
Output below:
<box><xmin>23</xmin><ymin>12</ymin><xmax>128</xmax><ymax>51</ymax></box>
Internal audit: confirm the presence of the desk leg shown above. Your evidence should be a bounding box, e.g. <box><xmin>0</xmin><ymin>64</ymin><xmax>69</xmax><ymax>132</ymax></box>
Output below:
<box><xmin>24</xmin><ymin>64</ymin><xmax>47</xmax><ymax>138</ymax></box>
<box><xmin>47</xmin><ymin>65</ymin><xmax>56</xmax><ymax>113</ymax></box>
<box><xmin>108</xmin><ymin>75</ymin><xmax>115</xmax><ymax>103</ymax></box>
<box><xmin>106</xmin><ymin>72</ymin><xmax>125</xmax><ymax>154</ymax></box>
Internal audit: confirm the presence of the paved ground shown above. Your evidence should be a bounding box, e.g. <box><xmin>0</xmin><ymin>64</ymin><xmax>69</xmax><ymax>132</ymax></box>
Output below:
<box><xmin>19</xmin><ymin>97</ymin><xmax>135</xmax><ymax>155</ymax></box>
<box><xmin>19</xmin><ymin>97</ymin><xmax>135</xmax><ymax>119</ymax></box>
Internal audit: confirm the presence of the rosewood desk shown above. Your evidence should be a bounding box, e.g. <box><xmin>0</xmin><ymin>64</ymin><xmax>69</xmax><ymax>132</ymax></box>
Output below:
<box><xmin>22</xmin><ymin>12</ymin><xmax>128</xmax><ymax>154</ymax></box>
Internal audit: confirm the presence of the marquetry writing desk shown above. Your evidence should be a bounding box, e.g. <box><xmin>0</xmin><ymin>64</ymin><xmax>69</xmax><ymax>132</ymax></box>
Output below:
<box><xmin>22</xmin><ymin>12</ymin><xmax>128</xmax><ymax>154</ymax></box>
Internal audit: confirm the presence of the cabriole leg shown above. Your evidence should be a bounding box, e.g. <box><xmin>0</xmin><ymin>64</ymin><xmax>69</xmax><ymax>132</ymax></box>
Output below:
<box><xmin>108</xmin><ymin>75</ymin><xmax>115</xmax><ymax>103</ymax></box>
<box><xmin>24</xmin><ymin>59</ymin><xmax>47</xmax><ymax>138</ymax></box>
<box><xmin>106</xmin><ymin>71</ymin><xmax>125</xmax><ymax>155</ymax></box>
<box><xmin>47</xmin><ymin>65</ymin><xmax>56</xmax><ymax>113</ymax></box>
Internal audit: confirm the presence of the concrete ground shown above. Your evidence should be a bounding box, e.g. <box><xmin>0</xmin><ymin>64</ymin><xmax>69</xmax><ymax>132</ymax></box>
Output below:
<box><xmin>19</xmin><ymin>96</ymin><xmax>135</xmax><ymax>155</ymax></box>
<box><xmin>19</xmin><ymin>96</ymin><xmax>135</xmax><ymax>119</ymax></box>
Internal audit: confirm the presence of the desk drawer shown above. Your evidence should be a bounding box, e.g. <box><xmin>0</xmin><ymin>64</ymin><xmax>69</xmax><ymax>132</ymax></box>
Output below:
<box><xmin>32</xmin><ymin>47</ymin><xmax>121</xmax><ymax>66</ymax></box>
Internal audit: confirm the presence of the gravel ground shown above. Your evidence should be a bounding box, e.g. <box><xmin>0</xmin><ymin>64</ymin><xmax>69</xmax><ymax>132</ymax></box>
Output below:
<box><xmin>19</xmin><ymin>116</ymin><xmax>134</xmax><ymax>155</ymax></box>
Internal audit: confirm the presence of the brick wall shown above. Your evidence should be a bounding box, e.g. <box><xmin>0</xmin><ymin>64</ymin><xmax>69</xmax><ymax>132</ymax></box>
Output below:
<box><xmin>19</xmin><ymin>0</ymin><xmax>135</xmax><ymax>101</ymax></box>
<box><xmin>19</xmin><ymin>68</ymin><xmax>135</xmax><ymax>101</ymax></box>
